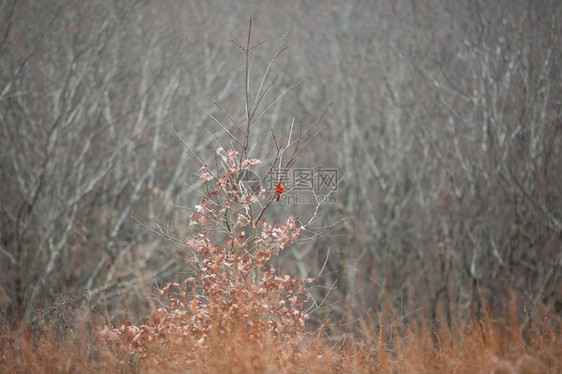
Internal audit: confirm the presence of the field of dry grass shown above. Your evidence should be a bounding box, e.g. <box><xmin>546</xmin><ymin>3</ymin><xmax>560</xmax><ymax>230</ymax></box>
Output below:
<box><xmin>1</xmin><ymin>299</ymin><xmax>560</xmax><ymax>373</ymax></box>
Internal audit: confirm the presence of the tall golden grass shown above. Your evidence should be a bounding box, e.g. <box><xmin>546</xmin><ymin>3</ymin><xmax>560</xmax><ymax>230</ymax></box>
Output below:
<box><xmin>1</xmin><ymin>299</ymin><xmax>560</xmax><ymax>373</ymax></box>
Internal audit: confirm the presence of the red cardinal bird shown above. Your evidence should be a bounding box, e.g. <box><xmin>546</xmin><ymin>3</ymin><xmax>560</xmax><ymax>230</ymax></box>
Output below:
<box><xmin>275</xmin><ymin>182</ymin><xmax>284</xmax><ymax>202</ymax></box>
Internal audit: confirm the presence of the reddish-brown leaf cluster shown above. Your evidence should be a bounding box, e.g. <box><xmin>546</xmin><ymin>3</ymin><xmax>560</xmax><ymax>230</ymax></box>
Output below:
<box><xmin>100</xmin><ymin>153</ymin><xmax>311</xmax><ymax>362</ymax></box>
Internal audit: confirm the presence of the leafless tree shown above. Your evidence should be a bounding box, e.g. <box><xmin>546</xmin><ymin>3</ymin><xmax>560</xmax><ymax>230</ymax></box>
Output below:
<box><xmin>1</xmin><ymin>0</ymin><xmax>559</xmax><ymax>328</ymax></box>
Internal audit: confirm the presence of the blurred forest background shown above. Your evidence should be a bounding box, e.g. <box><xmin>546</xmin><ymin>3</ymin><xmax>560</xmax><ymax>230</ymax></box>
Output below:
<box><xmin>1</xmin><ymin>0</ymin><xmax>560</xmax><ymax>328</ymax></box>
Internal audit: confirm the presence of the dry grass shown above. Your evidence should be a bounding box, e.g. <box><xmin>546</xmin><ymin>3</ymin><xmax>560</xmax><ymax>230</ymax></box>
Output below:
<box><xmin>1</xmin><ymin>300</ymin><xmax>560</xmax><ymax>373</ymax></box>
